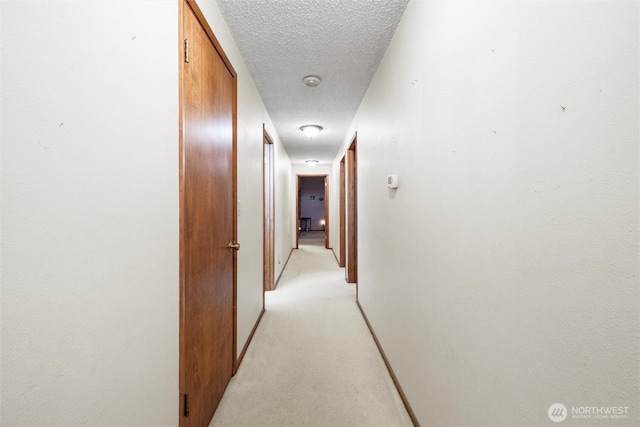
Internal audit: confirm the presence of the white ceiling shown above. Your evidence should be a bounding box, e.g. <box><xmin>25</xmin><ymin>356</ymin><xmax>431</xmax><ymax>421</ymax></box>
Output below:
<box><xmin>216</xmin><ymin>0</ymin><xmax>410</xmax><ymax>166</ymax></box>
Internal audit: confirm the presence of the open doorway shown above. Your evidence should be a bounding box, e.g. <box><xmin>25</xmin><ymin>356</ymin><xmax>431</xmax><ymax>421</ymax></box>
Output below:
<box><xmin>263</xmin><ymin>126</ymin><xmax>275</xmax><ymax>291</ymax></box>
<box><xmin>296</xmin><ymin>175</ymin><xmax>329</xmax><ymax>249</ymax></box>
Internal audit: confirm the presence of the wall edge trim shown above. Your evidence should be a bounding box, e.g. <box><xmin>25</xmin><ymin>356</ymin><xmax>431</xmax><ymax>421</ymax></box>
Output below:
<box><xmin>234</xmin><ymin>307</ymin><xmax>265</xmax><ymax>373</ymax></box>
<box><xmin>273</xmin><ymin>248</ymin><xmax>293</xmax><ymax>290</ymax></box>
<box><xmin>331</xmin><ymin>248</ymin><xmax>340</xmax><ymax>266</ymax></box>
<box><xmin>357</xmin><ymin>300</ymin><xmax>420</xmax><ymax>427</ymax></box>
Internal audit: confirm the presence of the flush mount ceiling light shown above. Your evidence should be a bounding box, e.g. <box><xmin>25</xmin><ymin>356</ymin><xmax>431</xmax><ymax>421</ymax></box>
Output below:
<box><xmin>300</xmin><ymin>125</ymin><xmax>323</xmax><ymax>138</ymax></box>
<box><xmin>305</xmin><ymin>160</ymin><xmax>319</xmax><ymax>167</ymax></box>
<box><xmin>302</xmin><ymin>75</ymin><xmax>321</xmax><ymax>87</ymax></box>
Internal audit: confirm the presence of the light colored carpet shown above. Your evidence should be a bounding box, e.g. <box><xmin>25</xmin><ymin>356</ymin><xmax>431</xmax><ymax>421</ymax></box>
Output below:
<box><xmin>209</xmin><ymin>242</ymin><xmax>413</xmax><ymax>427</ymax></box>
<box><xmin>298</xmin><ymin>230</ymin><xmax>326</xmax><ymax>247</ymax></box>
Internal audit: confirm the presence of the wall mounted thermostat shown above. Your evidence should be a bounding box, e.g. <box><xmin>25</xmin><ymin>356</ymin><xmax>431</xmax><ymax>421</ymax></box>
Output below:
<box><xmin>387</xmin><ymin>174</ymin><xmax>399</xmax><ymax>189</ymax></box>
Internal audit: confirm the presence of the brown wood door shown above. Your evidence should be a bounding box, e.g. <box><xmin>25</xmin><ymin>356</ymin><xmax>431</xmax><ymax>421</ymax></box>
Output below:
<box><xmin>263</xmin><ymin>127</ymin><xmax>275</xmax><ymax>291</ymax></box>
<box><xmin>339</xmin><ymin>156</ymin><xmax>346</xmax><ymax>267</ymax></box>
<box><xmin>346</xmin><ymin>136</ymin><xmax>358</xmax><ymax>285</ymax></box>
<box><xmin>296</xmin><ymin>175</ymin><xmax>301</xmax><ymax>249</ymax></box>
<box><xmin>324</xmin><ymin>176</ymin><xmax>329</xmax><ymax>249</ymax></box>
<box><xmin>180</xmin><ymin>1</ymin><xmax>237</xmax><ymax>425</ymax></box>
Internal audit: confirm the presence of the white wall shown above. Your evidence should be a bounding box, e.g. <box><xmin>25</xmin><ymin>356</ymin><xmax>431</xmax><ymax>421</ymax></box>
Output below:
<box><xmin>0</xmin><ymin>0</ymin><xmax>291</xmax><ymax>425</ymax></box>
<box><xmin>275</xmin><ymin>143</ymin><xmax>293</xmax><ymax>280</ymax></box>
<box><xmin>1</xmin><ymin>1</ymin><xmax>179</xmax><ymax>425</ymax></box>
<box><xmin>334</xmin><ymin>1</ymin><xmax>639</xmax><ymax>425</ymax></box>
<box><xmin>329</xmin><ymin>160</ymin><xmax>343</xmax><ymax>264</ymax></box>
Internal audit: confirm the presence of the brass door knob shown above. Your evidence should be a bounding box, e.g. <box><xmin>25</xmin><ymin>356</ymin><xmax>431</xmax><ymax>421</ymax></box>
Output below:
<box><xmin>227</xmin><ymin>241</ymin><xmax>240</xmax><ymax>251</ymax></box>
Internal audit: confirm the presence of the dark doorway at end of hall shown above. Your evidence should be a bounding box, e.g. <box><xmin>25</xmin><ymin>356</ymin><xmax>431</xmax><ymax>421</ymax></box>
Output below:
<box><xmin>297</xmin><ymin>175</ymin><xmax>329</xmax><ymax>249</ymax></box>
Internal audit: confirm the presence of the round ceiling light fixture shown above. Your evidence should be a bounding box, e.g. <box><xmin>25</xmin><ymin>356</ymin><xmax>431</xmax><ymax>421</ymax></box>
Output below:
<box><xmin>305</xmin><ymin>160</ymin><xmax>319</xmax><ymax>167</ymax></box>
<box><xmin>302</xmin><ymin>75</ymin><xmax>321</xmax><ymax>87</ymax></box>
<box><xmin>300</xmin><ymin>125</ymin><xmax>323</xmax><ymax>138</ymax></box>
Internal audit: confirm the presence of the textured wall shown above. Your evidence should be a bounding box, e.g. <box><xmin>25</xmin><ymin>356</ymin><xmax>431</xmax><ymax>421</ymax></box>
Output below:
<box><xmin>1</xmin><ymin>1</ymin><xmax>180</xmax><ymax>424</ymax></box>
<box><xmin>334</xmin><ymin>1</ymin><xmax>639</xmax><ymax>425</ymax></box>
<box><xmin>329</xmin><ymin>161</ymin><xmax>343</xmax><ymax>264</ymax></box>
<box><xmin>275</xmin><ymin>143</ymin><xmax>293</xmax><ymax>279</ymax></box>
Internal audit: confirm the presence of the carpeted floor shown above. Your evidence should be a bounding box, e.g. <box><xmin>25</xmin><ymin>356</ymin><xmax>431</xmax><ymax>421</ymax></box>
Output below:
<box><xmin>209</xmin><ymin>238</ymin><xmax>413</xmax><ymax>427</ymax></box>
<box><xmin>298</xmin><ymin>230</ymin><xmax>326</xmax><ymax>246</ymax></box>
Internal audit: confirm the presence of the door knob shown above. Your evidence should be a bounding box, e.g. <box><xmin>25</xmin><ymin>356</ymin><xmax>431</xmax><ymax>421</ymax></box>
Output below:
<box><xmin>228</xmin><ymin>241</ymin><xmax>240</xmax><ymax>251</ymax></box>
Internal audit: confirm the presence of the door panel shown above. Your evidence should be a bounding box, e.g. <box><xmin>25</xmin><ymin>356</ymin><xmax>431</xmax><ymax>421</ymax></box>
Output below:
<box><xmin>263</xmin><ymin>128</ymin><xmax>275</xmax><ymax>291</ymax></box>
<box><xmin>346</xmin><ymin>137</ymin><xmax>358</xmax><ymax>285</ymax></box>
<box><xmin>324</xmin><ymin>176</ymin><xmax>329</xmax><ymax>249</ymax></box>
<box><xmin>296</xmin><ymin>176</ymin><xmax>301</xmax><ymax>249</ymax></box>
<box><xmin>339</xmin><ymin>156</ymin><xmax>346</xmax><ymax>267</ymax></box>
<box><xmin>180</xmin><ymin>1</ymin><xmax>236</xmax><ymax>425</ymax></box>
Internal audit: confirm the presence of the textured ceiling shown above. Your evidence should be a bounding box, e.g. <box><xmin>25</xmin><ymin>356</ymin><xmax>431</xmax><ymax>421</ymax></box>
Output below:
<box><xmin>216</xmin><ymin>0</ymin><xmax>410</xmax><ymax>166</ymax></box>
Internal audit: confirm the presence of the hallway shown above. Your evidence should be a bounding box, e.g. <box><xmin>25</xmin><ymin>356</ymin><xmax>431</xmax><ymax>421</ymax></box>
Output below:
<box><xmin>210</xmin><ymin>236</ymin><xmax>412</xmax><ymax>426</ymax></box>
<box><xmin>2</xmin><ymin>1</ymin><xmax>638</xmax><ymax>425</ymax></box>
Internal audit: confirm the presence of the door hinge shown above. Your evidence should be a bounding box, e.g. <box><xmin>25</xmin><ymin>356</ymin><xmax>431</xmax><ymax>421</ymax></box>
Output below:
<box><xmin>183</xmin><ymin>393</ymin><xmax>190</xmax><ymax>417</ymax></box>
<box><xmin>184</xmin><ymin>39</ymin><xmax>190</xmax><ymax>63</ymax></box>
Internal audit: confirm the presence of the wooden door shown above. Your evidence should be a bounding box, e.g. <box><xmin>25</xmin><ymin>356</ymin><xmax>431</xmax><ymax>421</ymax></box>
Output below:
<box><xmin>339</xmin><ymin>156</ymin><xmax>346</xmax><ymax>267</ymax></box>
<box><xmin>263</xmin><ymin>127</ymin><xmax>275</xmax><ymax>291</ymax></box>
<box><xmin>324</xmin><ymin>176</ymin><xmax>330</xmax><ymax>249</ymax></box>
<box><xmin>296</xmin><ymin>175</ymin><xmax>301</xmax><ymax>249</ymax></box>
<box><xmin>180</xmin><ymin>1</ymin><xmax>237</xmax><ymax>425</ymax></box>
<box><xmin>346</xmin><ymin>135</ymin><xmax>358</xmax><ymax>285</ymax></box>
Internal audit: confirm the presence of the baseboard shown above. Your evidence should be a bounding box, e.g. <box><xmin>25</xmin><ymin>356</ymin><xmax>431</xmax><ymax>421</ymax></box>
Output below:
<box><xmin>331</xmin><ymin>248</ymin><xmax>340</xmax><ymax>266</ymax></box>
<box><xmin>234</xmin><ymin>307</ymin><xmax>265</xmax><ymax>373</ymax></box>
<box><xmin>356</xmin><ymin>301</ymin><xmax>420</xmax><ymax>427</ymax></box>
<box><xmin>273</xmin><ymin>248</ymin><xmax>293</xmax><ymax>290</ymax></box>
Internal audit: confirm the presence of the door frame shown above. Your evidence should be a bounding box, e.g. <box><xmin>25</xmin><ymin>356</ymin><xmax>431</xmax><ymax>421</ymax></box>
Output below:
<box><xmin>295</xmin><ymin>174</ymin><xmax>329</xmax><ymax>249</ymax></box>
<box><xmin>346</xmin><ymin>134</ymin><xmax>358</xmax><ymax>287</ymax></box>
<box><xmin>324</xmin><ymin>175</ymin><xmax>330</xmax><ymax>249</ymax></box>
<box><xmin>178</xmin><ymin>0</ymin><xmax>238</xmax><ymax>423</ymax></box>
<box><xmin>339</xmin><ymin>155</ymin><xmax>346</xmax><ymax>267</ymax></box>
<box><xmin>263</xmin><ymin>125</ymin><xmax>275</xmax><ymax>291</ymax></box>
